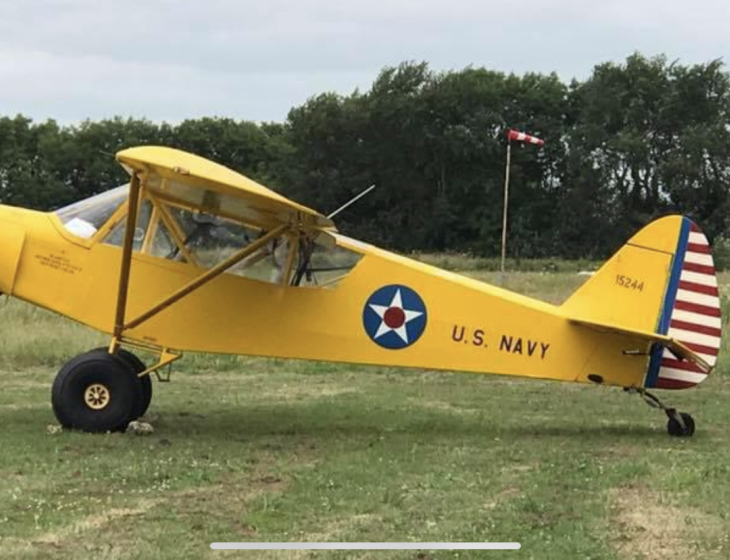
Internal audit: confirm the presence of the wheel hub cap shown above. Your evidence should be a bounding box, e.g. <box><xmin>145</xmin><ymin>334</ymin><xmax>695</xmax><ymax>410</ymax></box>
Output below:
<box><xmin>84</xmin><ymin>383</ymin><xmax>111</xmax><ymax>410</ymax></box>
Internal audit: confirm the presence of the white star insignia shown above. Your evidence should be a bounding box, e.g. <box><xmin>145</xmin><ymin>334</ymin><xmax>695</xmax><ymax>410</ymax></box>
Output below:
<box><xmin>368</xmin><ymin>288</ymin><xmax>424</xmax><ymax>343</ymax></box>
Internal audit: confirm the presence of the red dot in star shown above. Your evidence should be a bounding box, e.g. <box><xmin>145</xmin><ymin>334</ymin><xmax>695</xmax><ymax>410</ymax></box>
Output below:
<box><xmin>384</xmin><ymin>307</ymin><xmax>406</xmax><ymax>328</ymax></box>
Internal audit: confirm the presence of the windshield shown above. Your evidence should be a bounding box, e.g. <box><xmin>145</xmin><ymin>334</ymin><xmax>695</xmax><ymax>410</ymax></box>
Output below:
<box><xmin>56</xmin><ymin>185</ymin><xmax>128</xmax><ymax>239</ymax></box>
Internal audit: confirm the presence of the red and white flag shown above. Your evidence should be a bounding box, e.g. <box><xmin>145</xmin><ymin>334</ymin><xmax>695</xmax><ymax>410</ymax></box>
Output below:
<box><xmin>507</xmin><ymin>129</ymin><xmax>544</xmax><ymax>147</ymax></box>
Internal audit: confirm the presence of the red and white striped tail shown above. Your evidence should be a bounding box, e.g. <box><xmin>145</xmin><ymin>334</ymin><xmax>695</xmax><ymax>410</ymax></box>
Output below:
<box><xmin>506</xmin><ymin>129</ymin><xmax>544</xmax><ymax>147</ymax></box>
<box><xmin>654</xmin><ymin>221</ymin><xmax>722</xmax><ymax>390</ymax></box>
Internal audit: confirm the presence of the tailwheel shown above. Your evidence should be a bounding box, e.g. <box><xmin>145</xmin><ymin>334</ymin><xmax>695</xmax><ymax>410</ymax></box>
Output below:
<box><xmin>51</xmin><ymin>350</ymin><xmax>143</xmax><ymax>433</ymax></box>
<box><xmin>629</xmin><ymin>388</ymin><xmax>696</xmax><ymax>438</ymax></box>
<box><xmin>666</xmin><ymin>411</ymin><xmax>695</xmax><ymax>438</ymax></box>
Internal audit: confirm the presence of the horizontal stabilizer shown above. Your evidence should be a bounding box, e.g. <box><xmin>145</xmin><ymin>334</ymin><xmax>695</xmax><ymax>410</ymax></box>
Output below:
<box><xmin>570</xmin><ymin>318</ymin><xmax>713</xmax><ymax>374</ymax></box>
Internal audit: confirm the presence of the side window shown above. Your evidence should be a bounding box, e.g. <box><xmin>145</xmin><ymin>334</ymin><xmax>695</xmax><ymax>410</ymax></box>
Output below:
<box><xmin>56</xmin><ymin>185</ymin><xmax>128</xmax><ymax>239</ymax></box>
<box><xmin>291</xmin><ymin>241</ymin><xmax>363</xmax><ymax>288</ymax></box>
<box><xmin>104</xmin><ymin>199</ymin><xmax>177</xmax><ymax>258</ymax></box>
<box><xmin>100</xmin><ymin>194</ymin><xmax>363</xmax><ymax>287</ymax></box>
<box><xmin>105</xmin><ymin>199</ymin><xmax>151</xmax><ymax>250</ymax></box>
<box><xmin>167</xmin><ymin>207</ymin><xmax>254</xmax><ymax>266</ymax></box>
<box><xmin>103</xmin><ymin>198</ymin><xmax>294</xmax><ymax>284</ymax></box>
<box><xmin>168</xmin><ymin>206</ymin><xmax>299</xmax><ymax>284</ymax></box>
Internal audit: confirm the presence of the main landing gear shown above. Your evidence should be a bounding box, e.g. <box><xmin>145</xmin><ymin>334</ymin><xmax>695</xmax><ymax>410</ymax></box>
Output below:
<box><xmin>627</xmin><ymin>387</ymin><xmax>696</xmax><ymax>437</ymax></box>
<box><xmin>51</xmin><ymin>348</ymin><xmax>152</xmax><ymax>433</ymax></box>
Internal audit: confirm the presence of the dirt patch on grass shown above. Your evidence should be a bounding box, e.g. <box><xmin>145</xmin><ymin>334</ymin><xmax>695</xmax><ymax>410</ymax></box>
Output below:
<box><xmin>0</xmin><ymin>375</ymin><xmax>50</xmax><ymax>390</ymax></box>
<box><xmin>305</xmin><ymin>513</ymin><xmax>381</xmax><ymax>541</ymax></box>
<box><xmin>609</xmin><ymin>487</ymin><xmax>725</xmax><ymax>560</ymax></box>
<box><xmin>601</xmin><ymin>444</ymin><xmax>642</xmax><ymax>460</ymax></box>
<box><xmin>41</xmin><ymin>499</ymin><xmax>162</xmax><ymax>544</ymax></box>
<box><xmin>500</xmin><ymin>463</ymin><xmax>536</xmax><ymax>475</ymax></box>
<box><xmin>190</xmin><ymin>372</ymin><xmax>358</xmax><ymax>402</ymax></box>
<box><xmin>2</xmin><ymin>456</ymin><xmax>295</xmax><ymax>557</ymax></box>
<box><xmin>409</xmin><ymin>398</ymin><xmax>482</xmax><ymax>416</ymax></box>
<box><xmin>263</xmin><ymin>384</ymin><xmax>357</xmax><ymax>401</ymax></box>
<box><xmin>0</xmin><ymin>498</ymin><xmax>162</xmax><ymax>556</ymax></box>
<box><xmin>0</xmin><ymin>402</ymin><xmax>44</xmax><ymax>411</ymax></box>
<box><xmin>483</xmin><ymin>487</ymin><xmax>523</xmax><ymax>510</ymax></box>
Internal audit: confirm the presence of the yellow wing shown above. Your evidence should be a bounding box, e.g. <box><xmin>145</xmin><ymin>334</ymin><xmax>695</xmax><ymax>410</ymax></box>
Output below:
<box><xmin>116</xmin><ymin>146</ymin><xmax>334</xmax><ymax>232</ymax></box>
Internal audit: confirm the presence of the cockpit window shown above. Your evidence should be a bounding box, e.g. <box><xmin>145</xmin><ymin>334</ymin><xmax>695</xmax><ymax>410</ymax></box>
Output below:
<box><xmin>56</xmin><ymin>185</ymin><xmax>128</xmax><ymax>239</ymax></box>
<box><xmin>291</xmin><ymin>242</ymin><xmax>363</xmax><ymax>287</ymax></box>
<box><xmin>60</xmin><ymin>182</ymin><xmax>363</xmax><ymax>287</ymax></box>
<box><xmin>167</xmin><ymin>206</ymin><xmax>257</xmax><ymax>267</ymax></box>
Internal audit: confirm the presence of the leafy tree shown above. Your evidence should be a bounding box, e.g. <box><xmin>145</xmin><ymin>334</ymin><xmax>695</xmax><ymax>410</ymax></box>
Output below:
<box><xmin>1</xmin><ymin>54</ymin><xmax>729</xmax><ymax>263</ymax></box>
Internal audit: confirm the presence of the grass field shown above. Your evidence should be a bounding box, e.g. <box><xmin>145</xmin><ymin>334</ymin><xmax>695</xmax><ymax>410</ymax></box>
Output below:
<box><xmin>1</xmin><ymin>269</ymin><xmax>729</xmax><ymax>560</ymax></box>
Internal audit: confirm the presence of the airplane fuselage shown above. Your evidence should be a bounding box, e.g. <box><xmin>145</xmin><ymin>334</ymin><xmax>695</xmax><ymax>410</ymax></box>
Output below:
<box><xmin>0</xmin><ymin>203</ymin><xmax>654</xmax><ymax>389</ymax></box>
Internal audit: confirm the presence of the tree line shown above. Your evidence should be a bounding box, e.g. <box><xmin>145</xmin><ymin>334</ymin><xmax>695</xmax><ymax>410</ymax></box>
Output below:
<box><xmin>2</xmin><ymin>53</ymin><xmax>730</xmax><ymax>261</ymax></box>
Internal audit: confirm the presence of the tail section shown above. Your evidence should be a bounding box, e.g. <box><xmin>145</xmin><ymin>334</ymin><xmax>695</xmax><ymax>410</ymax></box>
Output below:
<box><xmin>563</xmin><ymin>216</ymin><xmax>721</xmax><ymax>390</ymax></box>
<box><xmin>646</xmin><ymin>220</ymin><xmax>721</xmax><ymax>389</ymax></box>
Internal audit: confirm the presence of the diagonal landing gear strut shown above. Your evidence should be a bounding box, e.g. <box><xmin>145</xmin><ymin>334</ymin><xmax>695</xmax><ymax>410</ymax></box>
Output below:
<box><xmin>626</xmin><ymin>387</ymin><xmax>696</xmax><ymax>437</ymax></box>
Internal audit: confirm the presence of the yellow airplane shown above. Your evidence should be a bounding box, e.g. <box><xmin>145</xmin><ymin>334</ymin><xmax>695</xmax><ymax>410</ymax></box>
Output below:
<box><xmin>0</xmin><ymin>147</ymin><xmax>721</xmax><ymax>436</ymax></box>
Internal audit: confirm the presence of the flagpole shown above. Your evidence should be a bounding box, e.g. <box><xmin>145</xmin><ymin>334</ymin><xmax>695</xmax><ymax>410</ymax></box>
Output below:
<box><xmin>500</xmin><ymin>139</ymin><xmax>512</xmax><ymax>286</ymax></box>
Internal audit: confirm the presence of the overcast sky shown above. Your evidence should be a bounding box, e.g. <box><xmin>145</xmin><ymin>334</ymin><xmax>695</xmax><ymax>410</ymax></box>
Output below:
<box><xmin>0</xmin><ymin>0</ymin><xmax>727</xmax><ymax>125</ymax></box>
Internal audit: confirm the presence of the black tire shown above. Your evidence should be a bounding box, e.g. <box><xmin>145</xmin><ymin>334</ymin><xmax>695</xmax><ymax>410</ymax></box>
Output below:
<box><xmin>667</xmin><ymin>412</ymin><xmax>695</xmax><ymax>437</ymax></box>
<box><xmin>122</xmin><ymin>350</ymin><xmax>152</xmax><ymax>419</ymax></box>
<box><xmin>91</xmin><ymin>347</ymin><xmax>152</xmax><ymax>420</ymax></box>
<box><xmin>52</xmin><ymin>351</ymin><xmax>143</xmax><ymax>433</ymax></box>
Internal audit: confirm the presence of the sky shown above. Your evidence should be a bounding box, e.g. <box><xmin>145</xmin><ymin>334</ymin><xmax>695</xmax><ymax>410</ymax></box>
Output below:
<box><xmin>0</xmin><ymin>0</ymin><xmax>727</xmax><ymax>125</ymax></box>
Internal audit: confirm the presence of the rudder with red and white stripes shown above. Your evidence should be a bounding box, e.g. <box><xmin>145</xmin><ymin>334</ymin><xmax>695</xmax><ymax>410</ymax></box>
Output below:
<box><xmin>645</xmin><ymin>219</ymin><xmax>722</xmax><ymax>390</ymax></box>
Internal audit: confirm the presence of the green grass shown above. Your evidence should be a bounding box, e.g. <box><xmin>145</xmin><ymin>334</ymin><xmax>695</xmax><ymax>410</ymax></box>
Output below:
<box><xmin>412</xmin><ymin>254</ymin><xmax>601</xmax><ymax>274</ymax></box>
<box><xmin>1</xmin><ymin>267</ymin><xmax>730</xmax><ymax>559</ymax></box>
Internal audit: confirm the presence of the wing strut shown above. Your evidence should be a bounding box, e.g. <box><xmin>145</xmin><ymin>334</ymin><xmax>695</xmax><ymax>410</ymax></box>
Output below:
<box><xmin>113</xmin><ymin>173</ymin><xmax>141</xmax><ymax>340</ymax></box>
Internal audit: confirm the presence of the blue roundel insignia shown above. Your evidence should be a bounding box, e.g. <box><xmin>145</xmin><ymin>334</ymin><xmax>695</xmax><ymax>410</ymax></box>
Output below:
<box><xmin>362</xmin><ymin>284</ymin><xmax>427</xmax><ymax>349</ymax></box>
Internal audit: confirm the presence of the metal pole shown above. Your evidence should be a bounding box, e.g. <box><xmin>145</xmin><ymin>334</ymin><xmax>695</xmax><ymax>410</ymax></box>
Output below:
<box><xmin>113</xmin><ymin>174</ymin><xmax>141</xmax><ymax>339</ymax></box>
<box><xmin>500</xmin><ymin>141</ymin><xmax>512</xmax><ymax>286</ymax></box>
<box><xmin>327</xmin><ymin>184</ymin><xmax>376</xmax><ymax>219</ymax></box>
